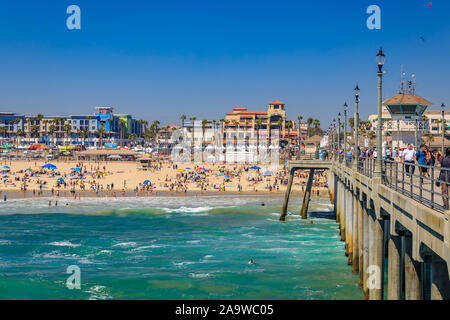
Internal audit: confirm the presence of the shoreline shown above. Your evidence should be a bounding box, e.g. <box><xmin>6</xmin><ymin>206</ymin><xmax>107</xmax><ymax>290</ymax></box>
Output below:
<box><xmin>0</xmin><ymin>189</ymin><xmax>331</xmax><ymax>201</ymax></box>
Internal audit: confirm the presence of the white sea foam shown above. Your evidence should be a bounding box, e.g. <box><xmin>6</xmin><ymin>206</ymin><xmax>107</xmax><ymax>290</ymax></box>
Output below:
<box><xmin>48</xmin><ymin>241</ymin><xmax>80</xmax><ymax>248</ymax></box>
<box><xmin>189</xmin><ymin>273</ymin><xmax>210</xmax><ymax>278</ymax></box>
<box><xmin>132</xmin><ymin>244</ymin><xmax>164</xmax><ymax>251</ymax></box>
<box><xmin>0</xmin><ymin>239</ymin><xmax>11</xmax><ymax>245</ymax></box>
<box><xmin>112</xmin><ymin>242</ymin><xmax>137</xmax><ymax>248</ymax></box>
<box><xmin>0</xmin><ymin>195</ymin><xmax>277</xmax><ymax>216</ymax></box>
<box><xmin>86</xmin><ymin>285</ymin><xmax>112</xmax><ymax>300</ymax></box>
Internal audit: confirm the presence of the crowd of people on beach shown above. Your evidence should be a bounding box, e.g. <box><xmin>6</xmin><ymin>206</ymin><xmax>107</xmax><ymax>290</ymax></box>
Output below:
<box><xmin>0</xmin><ymin>159</ymin><xmax>330</xmax><ymax>201</ymax></box>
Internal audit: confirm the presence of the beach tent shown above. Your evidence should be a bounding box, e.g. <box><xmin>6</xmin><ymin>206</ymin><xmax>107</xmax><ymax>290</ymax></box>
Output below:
<box><xmin>264</xmin><ymin>170</ymin><xmax>272</xmax><ymax>176</ymax></box>
<box><xmin>42</xmin><ymin>164</ymin><xmax>57</xmax><ymax>170</ymax></box>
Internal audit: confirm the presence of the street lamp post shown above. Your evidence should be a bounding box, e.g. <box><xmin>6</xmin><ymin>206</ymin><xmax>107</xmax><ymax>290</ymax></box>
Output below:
<box><xmin>344</xmin><ymin>103</ymin><xmax>348</xmax><ymax>163</ymax></box>
<box><xmin>374</xmin><ymin>48</ymin><xmax>385</xmax><ymax>178</ymax></box>
<box><xmin>353</xmin><ymin>85</ymin><xmax>360</xmax><ymax>168</ymax></box>
<box><xmin>442</xmin><ymin>103</ymin><xmax>446</xmax><ymax>154</ymax></box>
<box><xmin>332</xmin><ymin>119</ymin><xmax>336</xmax><ymax>156</ymax></box>
<box><xmin>338</xmin><ymin>113</ymin><xmax>341</xmax><ymax>157</ymax></box>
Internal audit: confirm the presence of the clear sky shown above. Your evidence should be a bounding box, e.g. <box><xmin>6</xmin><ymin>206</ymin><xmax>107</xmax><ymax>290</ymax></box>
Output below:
<box><xmin>1</xmin><ymin>0</ymin><xmax>450</xmax><ymax>128</ymax></box>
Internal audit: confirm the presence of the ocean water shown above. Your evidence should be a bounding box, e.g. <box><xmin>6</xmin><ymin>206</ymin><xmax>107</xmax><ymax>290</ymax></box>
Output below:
<box><xmin>0</xmin><ymin>195</ymin><xmax>361</xmax><ymax>300</ymax></box>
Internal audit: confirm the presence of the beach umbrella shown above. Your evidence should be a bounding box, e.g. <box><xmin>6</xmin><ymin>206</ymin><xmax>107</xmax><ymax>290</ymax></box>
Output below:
<box><xmin>264</xmin><ymin>170</ymin><xmax>272</xmax><ymax>176</ymax></box>
<box><xmin>143</xmin><ymin>180</ymin><xmax>151</xmax><ymax>185</ymax></box>
<box><xmin>0</xmin><ymin>170</ymin><xmax>8</xmax><ymax>173</ymax></box>
<box><xmin>57</xmin><ymin>178</ymin><xmax>65</xmax><ymax>183</ymax></box>
<box><xmin>250</xmin><ymin>166</ymin><xmax>261</xmax><ymax>170</ymax></box>
<box><xmin>3</xmin><ymin>166</ymin><xmax>10</xmax><ymax>169</ymax></box>
<box><xmin>25</xmin><ymin>168</ymin><xmax>32</xmax><ymax>172</ymax></box>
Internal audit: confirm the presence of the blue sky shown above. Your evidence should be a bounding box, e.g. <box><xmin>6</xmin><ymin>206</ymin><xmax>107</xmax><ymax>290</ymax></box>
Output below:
<box><xmin>1</xmin><ymin>0</ymin><xmax>450</xmax><ymax>128</ymax></box>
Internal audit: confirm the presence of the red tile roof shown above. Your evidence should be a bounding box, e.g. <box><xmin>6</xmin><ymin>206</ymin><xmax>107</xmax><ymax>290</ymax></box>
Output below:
<box><xmin>269</xmin><ymin>100</ymin><xmax>285</xmax><ymax>105</ymax></box>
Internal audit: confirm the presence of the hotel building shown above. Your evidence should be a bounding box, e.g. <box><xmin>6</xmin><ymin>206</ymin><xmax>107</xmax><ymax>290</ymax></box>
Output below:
<box><xmin>224</xmin><ymin>101</ymin><xmax>306</xmax><ymax>146</ymax></box>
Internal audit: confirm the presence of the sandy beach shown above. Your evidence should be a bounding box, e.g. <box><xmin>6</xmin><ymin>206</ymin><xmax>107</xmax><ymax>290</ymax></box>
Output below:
<box><xmin>0</xmin><ymin>160</ymin><xmax>329</xmax><ymax>200</ymax></box>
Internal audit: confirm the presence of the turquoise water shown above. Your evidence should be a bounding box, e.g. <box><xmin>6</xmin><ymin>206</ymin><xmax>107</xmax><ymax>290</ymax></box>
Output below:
<box><xmin>0</xmin><ymin>196</ymin><xmax>361</xmax><ymax>300</ymax></box>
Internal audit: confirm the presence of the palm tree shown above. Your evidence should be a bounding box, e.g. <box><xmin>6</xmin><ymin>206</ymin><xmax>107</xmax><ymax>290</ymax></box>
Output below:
<box><xmin>277</xmin><ymin>118</ymin><xmax>283</xmax><ymax>142</ymax></box>
<box><xmin>233</xmin><ymin>121</ymin><xmax>240</xmax><ymax>151</ymax></box>
<box><xmin>49</xmin><ymin>123</ymin><xmax>56</xmax><ymax>146</ymax></box>
<box><xmin>424</xmin><ymin>133</ymin><xmax>434</xmax><ymax>148</ymax></box>
<box><xmin>306</xmin><ymin>118</ymin><xmax>313</xmax><ymax>137</ymax></box>
<box><xmin>31</xmin><ymin>125</ymin><xmax>40</xmax><ymax>143</ymax></box>
<box><xmin>244</xmin><ymin>121</ymin><xmax>250</xmax><ymax>151</ymax></box>
<box><xmin>212</xmin><ymin>120</ymin><xmax>217</xmax><ymax>142</ymax></box>
<box><xmin>201</xmin><ymin>119</ymin><xmax>208</xmax><ymax>160</ymax></box>
<box><xmin>286</xmin><ymin>121</ymin><xmax>292</xmax><ymax>148</ymax></box>
<box><xmin>313</xmin><ymin>119</ymin><xmax>320</xmax><ymax>136</ymax></box>
<box><xmin>63</xmin><ymin>123</ymin><xmax>72</xmax><ymax>145</ymax></box>
<box><xmin>96</xmin><ymin>123</ymin><xmax>106</xmax><ymax>148</ymax></box>
<box><xmin>297</xmin><ymin>116</ymin><xmax>303</xmax><ymax>143</ymax></box>
<box><xmin>119</xmin><ymin>119</ymin><xmax>127</xmax><ymax>146</ymax></box>
<box><xmin>255</xmin><ymin>119</ymin><xmax>263</xmax><ymax>155</ymax></box>
<box><xmin>16</xmin><ymin>129</ymin><xmax>25</xmax><ymax>145</ymax></box>
<box><xmin>0</xmin><ymin>126</ymin><xmax>6</xmax><ymax>144</ymax></box>
<box><xmin>180</xmin><ymin>115</ymin><xmax>186</xmax><ymax>129</ymax></box>
<box><xmin>189</xmin><ymin>117</ymin><xmax>196</xmax><ymax>160</ymax></box>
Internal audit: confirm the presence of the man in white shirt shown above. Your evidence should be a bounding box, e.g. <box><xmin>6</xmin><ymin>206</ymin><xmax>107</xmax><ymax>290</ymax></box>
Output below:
<box><xmin>402</xmin><ymin>144</ymin><xmax>416</xmax><ymax>175</ymax></box>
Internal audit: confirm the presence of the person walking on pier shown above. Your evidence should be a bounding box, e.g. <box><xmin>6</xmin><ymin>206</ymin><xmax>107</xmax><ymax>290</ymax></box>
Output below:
<box><xmin>439</xmin><ymin>147</ymin><xmax>450</xmax><ymax>210</ymax></box>
<box><xmin>403</xmin><ymin>144</ymin><xmax>416</xmax><ymax>176</ymax></box>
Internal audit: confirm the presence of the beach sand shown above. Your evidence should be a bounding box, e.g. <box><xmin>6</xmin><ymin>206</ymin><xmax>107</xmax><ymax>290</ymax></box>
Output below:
<box><xmin>0</xmin><ymin>160</ymin><xmax>329</xmax><ymax>200</ymax></box>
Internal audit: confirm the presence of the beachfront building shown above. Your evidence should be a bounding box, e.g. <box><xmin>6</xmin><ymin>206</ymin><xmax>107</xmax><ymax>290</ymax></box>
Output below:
<box><xmin>366</xmin><ymin>92</ymin><xmax>449</xmax><ymax>149</ymax></box>
<box><xmin>224</xmin><ymin>101</ymin><xmax>302</xmax><ymax>147</ymax></box>
<box><xmin>0</xmin><ymin>107</ymin><xmax>144</xmax><ymax>146</ymax></box>
<box><xmin>156</xmin><ymin>124</ymin><xmax>181</xmax><ymax>154</ymax></box>
<box><xmin>0</xmin><ymin>113</ymin><xmax>25</xmax><ymax>144</ymax></box>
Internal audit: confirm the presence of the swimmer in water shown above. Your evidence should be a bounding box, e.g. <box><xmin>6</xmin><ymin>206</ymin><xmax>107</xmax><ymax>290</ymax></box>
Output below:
<box><xmin>261</xmin><ymin>203</ymin><xmax>265</xmax><ymax>206</ymax></box>
<box><xmin>248</xmin><ymin>259</ymin><xmax>258</xmax><ymax>265</ymax></box>
<box><xmin>309</xmin><ymin>221</ymin><xmax>313</xmax><ymax>225</ymax></box>
<box><xmin>48</xmin><ymin>201</ymin><xmax>51</xmax><ymax>206</ymax></box>
<box><xmin>65</xmin><ymin>203</ymin><xmax>69</xmax><ymax>207</ymax></box>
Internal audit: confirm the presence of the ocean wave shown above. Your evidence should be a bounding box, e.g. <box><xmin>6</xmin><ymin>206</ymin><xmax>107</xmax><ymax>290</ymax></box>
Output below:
<box><xmin>48</xmin><ymin>241</ymin><xmax>81</xmax><ymax>248</ymax></box>
<box><xmin>112</xmin><ymin>242</ymin><xmax>137</xmax><ymax>248</ymax></box>
<box><xmin>132</xmin><ymin>244</ymin><xmax>165</xmax><ymax>251</ymax></box>
<box><xmin>0</xmin><ymin>239</ymin><xmax>11</xmax><ymax>245</ymax></box>
<box><xmin>86</xmin><ymin>285</ymin><xmax>112</xmax><ymax>300</ymax></box>
<box><xmin>189</xmin><ymin>273</ymin><xmax>211</xmax><ymax>278</ymax></box>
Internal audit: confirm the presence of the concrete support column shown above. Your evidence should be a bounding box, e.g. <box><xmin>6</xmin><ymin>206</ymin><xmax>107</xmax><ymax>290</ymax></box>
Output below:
<box><xmin>357</xmin><ymin>199</ymin><xmax>364</xmax><ymax>286</ymax></box>
<box><xmin>362</xmin><ymin>207</ymin><xmax>370</xmax><ymax>300</ymax></box>
<box><xmin>387</xmin><ymin>233</ymin><xmax>402</xmax><ymax>300</ymax></box>
<box><xmin>430</xmin><ymin>260</ymin><xmax>450</xmax><ymax>300</ymax></box>
<box><xmin>280</xmin><ymin>168</ymin><xmax>295</xmax><ymax>221</ymax></box>
<box><xmin>352</xmin><ymin>194</ymin><xmax>359</xmax><ymax>273</ymax></box>
<box><xmin>369</xmin><ymin>216</ymin><xmax>384</xmax><ymax>300</ymax></box>
<box><xmin>335</xmin><ymin>179</ymin><xmax>340</xmax><ymax>223</ymax></box>
<box><xmin>404</xmin><ymin>236</ymin><xmax>422</xmax><ymax>300</ymax></box>
<box><xmin>340</xmin><ymin>186</ymin><xmax>346</xmax><ymax>242</ymax></box>
<box><xmin>346</xmin><ymin>189</ymin><xmax>353</xmax><ymax>265</ymax></box>
<box><xmin>300</xmin><ymin>169</ymin><xmax>315</xmax><ymax>219</ymax></box>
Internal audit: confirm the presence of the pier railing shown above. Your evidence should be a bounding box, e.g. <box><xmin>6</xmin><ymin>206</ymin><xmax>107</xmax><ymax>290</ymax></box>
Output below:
<box><xmin>382</xmin><ymin>160</ymin><xmax>450</xmax><ymax>213</ymax></box>
<box><xmin>332</xmin><ymin>155</ymin><xmax>450</xmax><ymax>212</ymax></box>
